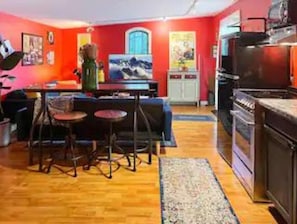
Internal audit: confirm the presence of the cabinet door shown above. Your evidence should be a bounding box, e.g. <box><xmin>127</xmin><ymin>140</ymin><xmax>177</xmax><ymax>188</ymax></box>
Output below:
<box><xmin>265</xmin><ymin>125</ymin><xmax>294</xmax><ymax>223</ymax></box>
<box><xmin>168</xmin><ymin>80</ymin><xmax>183</xmax><ymax>102</ymax></box>
<box><xmin>183</xmin><ymin>80</ymin><xmax>197</xmax><ymax>101</ymax></box>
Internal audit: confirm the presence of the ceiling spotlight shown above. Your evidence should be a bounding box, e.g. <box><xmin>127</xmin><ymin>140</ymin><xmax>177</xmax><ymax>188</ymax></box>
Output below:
<box><xmin>86</xmin><ymin>25</ymin><xmax>94</xmax><ymax>33</ymax></box>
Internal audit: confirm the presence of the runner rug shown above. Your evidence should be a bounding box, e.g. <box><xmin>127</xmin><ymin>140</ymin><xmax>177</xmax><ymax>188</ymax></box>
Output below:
<box><xmin>173</xmin><ymin>114</ymin><xmax>215</xmax><ymax>121</ymax></box>
<box><xmin>159</xmin><ymin>157</ymin><xmax>240</xmax><ymax>224</ymax></box>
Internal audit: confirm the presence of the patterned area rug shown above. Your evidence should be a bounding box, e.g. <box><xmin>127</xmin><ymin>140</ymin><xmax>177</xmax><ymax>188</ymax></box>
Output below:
<box><xmin>173</xmin><ymin>114</ymin><xmax>215</xmax><ymax>122</ymax></box>
<box><xmin>159</xmin><ymin>158</ymin><xmax>240</xmax><ymax>224</ymax></box>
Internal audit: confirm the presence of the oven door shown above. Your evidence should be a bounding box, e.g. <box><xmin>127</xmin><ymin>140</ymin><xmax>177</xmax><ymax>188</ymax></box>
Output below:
<box><xmin>230</xmin><ymin>105</ymin><xmax>255</xmax><ymax>171</ymax></box>
<box><xmin>217</xmin><ymin>73</ymin><xmax>239</xmax><ymax>136</ymax></box>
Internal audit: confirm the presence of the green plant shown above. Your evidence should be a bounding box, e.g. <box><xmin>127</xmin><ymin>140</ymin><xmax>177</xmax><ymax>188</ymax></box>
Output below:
<box><xmin>0</xmin><ymin>74</ymin><xmax>16</xmax><ymax>121</ymax></box>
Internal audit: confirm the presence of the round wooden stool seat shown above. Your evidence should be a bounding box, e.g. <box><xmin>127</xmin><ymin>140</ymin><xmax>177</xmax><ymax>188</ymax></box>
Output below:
<box><xmin>53</xmin><ymin>111</ymin><xmax>87</xmax><ymax>123</ymax></box>
<box><xmin>94</xmin><ymin>110</ymin><xmax>127</xmax><ymax>122</ymax></box>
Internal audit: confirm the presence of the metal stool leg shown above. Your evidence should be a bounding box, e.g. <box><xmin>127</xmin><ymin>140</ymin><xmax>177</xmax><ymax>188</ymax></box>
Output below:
<box><xmin>108</xmin><ymin>122</ymin><xmax>113</xmax><ymax>179</ymax></box>
<box><xmin>69</xmin><ymin>125</ymin><xmax>78</xmax><ymax>177</ymax></box>
<box><xmin>47</xmin><ymin>149</ymin><xmax>55</xmax><ymax>173</ymax></box>
<box><xmin>64</xmin><ymin>135</ymin><xmax>69</xmax><ymax>160</ymax></box>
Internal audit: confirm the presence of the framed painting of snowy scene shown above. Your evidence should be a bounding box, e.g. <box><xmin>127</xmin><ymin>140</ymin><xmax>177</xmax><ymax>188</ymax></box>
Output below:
<box><xmin>109</xmin><ymin>54</ymin><xmax>152</xmax><ymax>80</ymax></box>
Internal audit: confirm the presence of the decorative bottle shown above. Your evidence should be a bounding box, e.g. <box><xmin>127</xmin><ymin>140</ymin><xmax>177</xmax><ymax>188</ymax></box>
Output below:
<box><xmin>79</xmin><ymin>43</ymin><xmax>98</xmax><ymax>91</ymax></box>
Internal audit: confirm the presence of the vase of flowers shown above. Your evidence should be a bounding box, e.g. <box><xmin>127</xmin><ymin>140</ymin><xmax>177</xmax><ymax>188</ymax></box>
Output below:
<box><xmin>178</xmin><ymin>57</ymin><xmax>188</xmax><ymax>72</ymax></box>
<box><xmin>79</xmin><ymin>43</ymin><xmax>98</xmax><ymax>91</ymax></box>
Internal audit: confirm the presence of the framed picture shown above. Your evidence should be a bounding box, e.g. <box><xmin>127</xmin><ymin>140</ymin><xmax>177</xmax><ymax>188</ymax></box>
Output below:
<box><xmin>47</xmin><ymin>31</ymin><xmax>54</xmax><ymax>45</ymax></box>
<box><xmin>109</xmin><ymin>54</ymin><xmax>152</xmax><ymax>80</ymax></box>
<box><xmin>169</xmin><ymin>31</ymin><xmax>196</xmax><ymax>71</ymax></box>
<box><xmin>46</xmin><ymin>51</ymin><xmax>55</xmax><ymax>65</ymax></box>
<box><xmin>22</xmin><ymin>33</ymin><xmax>43</xmax><ymax>66</ymax></box>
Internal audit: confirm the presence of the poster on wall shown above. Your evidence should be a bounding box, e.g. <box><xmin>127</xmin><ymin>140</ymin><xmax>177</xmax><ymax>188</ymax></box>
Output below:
<box><xmin>169</xmin><ymin>31</ymin><xmax>196</xmax><ymax>71</ymax></box>
<box><xmin>77</xmin><ymin>33</ymin><xmax>91</xmax><ymax>67</ymax></box>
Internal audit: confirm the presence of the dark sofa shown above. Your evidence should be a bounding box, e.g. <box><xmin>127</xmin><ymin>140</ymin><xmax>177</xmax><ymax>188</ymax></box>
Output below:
<box><xmin>5</xmin><ymin>96</ymin><xmax>172</xmax><ymax>142</ymax></box>
<box><xmin>72</xmin><ymin>97</ymin><xmax>172</xmax><ymax>141</ymax></box>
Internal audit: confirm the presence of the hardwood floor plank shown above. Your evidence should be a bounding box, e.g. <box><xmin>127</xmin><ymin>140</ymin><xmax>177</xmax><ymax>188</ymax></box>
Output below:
<box><xmin>0</xmin><ymin>105</ymin><xmax>277</xmax><ymax>223</ymax></box>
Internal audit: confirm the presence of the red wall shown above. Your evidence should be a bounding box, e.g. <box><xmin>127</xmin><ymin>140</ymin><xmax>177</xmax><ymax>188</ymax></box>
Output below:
<box><xmin>61</xmin><ymin>0</ymin><xmax>272</xmax><ymax>99</ymax></box>
<box><xmin>0</xmin><ymin>12</ymin><xmax>62</xmax><ymax>93</ymax></box>
<box><xmin>0</xmin><ymin>0</ymin><xmax>273</xmax><ymax>99</ymax></box>
<box><xmin>61</xmin><ymin>18</ymin><xmax>216</xmax><ymax>99</ymax></box>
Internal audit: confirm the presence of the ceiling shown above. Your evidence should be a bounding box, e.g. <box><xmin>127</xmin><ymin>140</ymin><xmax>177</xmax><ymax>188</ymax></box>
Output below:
<box><xmin>0</xmin><ymin>0</ymin><xmax>237</xmax><ymax>29</ymax></box>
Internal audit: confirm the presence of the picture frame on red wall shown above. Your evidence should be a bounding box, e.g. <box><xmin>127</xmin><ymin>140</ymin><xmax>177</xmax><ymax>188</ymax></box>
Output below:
<box><xmin>21</xmin><ymin>33</ymin><xmax>43</xmax><ymax>66</ymax></box>
<box><xmin>47</xmin><ymin>31</ymin><xmax>54</xmax><ymax>45</ymax></box>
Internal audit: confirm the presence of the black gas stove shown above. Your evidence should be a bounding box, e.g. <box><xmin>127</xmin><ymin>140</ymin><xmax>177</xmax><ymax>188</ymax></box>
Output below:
<box><xmin>231</xmin><ymin>87</ymin><xmax>297</xmax><ymax>202</ymax></box>
<box><xmin>233</xmin><ymin>88</ymin><xmax>297</xmax><ymax>113</ymax></box>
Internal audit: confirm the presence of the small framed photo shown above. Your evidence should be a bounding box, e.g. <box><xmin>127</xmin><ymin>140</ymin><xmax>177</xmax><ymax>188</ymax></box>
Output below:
<box><xmin>22</xmin><ymin>33</ymin><xmax>43</xmax><ymax>66</ymax></box>
<box><xmin>47</xmin><ymin>31</ymin><xmax>54</xmax><ymax>45</ymax></box>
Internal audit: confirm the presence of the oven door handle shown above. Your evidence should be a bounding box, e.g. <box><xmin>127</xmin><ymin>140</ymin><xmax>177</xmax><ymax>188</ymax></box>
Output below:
<box><xmin>230</xmin><ymin>110</ymin><xmax>255</xmax><ymax>126</ymax></box>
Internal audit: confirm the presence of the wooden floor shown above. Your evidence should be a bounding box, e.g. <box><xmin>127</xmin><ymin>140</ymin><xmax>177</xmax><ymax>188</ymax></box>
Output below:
<box><xmin>0</xmin><ymin>106</ymin><xmax>277</xmax><ymax>224</ymax></box>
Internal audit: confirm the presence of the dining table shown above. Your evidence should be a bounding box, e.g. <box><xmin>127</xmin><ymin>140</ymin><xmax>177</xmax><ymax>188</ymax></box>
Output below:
<box><xmin>24</xmin><ymin>82</ymin><xmax>152</xmax><ymax>172</ymax></box>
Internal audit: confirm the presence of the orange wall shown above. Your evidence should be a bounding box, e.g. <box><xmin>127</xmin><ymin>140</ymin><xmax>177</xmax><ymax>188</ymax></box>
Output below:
<box><xmin>61</xmin><ymin>18</ymin><xmax>216</xmax><ymax>99</ymax></box>
<box><xmin>0</xmin><ymin>12</ymin><xmax>63</xmax><ymax>92</ymax></box>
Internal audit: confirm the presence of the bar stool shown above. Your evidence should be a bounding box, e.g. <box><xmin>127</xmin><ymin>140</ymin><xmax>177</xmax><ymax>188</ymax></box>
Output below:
<box><xmin>89</xmin><ymin>109</ymin><xmax>129</xmax><ymax>178</ymax></box>
<box><xmin>47</xmin><ymin>111</ymin><xmax>87</xmax><ymax>177</ymax></box>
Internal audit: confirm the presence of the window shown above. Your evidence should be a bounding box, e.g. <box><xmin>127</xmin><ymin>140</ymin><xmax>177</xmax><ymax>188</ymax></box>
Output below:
<box><xmin>125</xmin><ymin>27</ymin><xmax>151</xmax><ymax>54</ymax></box>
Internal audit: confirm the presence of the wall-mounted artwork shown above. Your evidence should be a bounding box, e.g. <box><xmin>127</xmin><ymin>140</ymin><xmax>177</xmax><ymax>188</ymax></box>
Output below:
<box><xmin>22</xmin><ymin>33</ymin><xmax>43</xmax><ymax>66</ymax></box>
<box><xmin>46</xmin><ymin>51</ymin><xmax>55</xmax><ymax>65</ymax></box>
<box><xmin>169</xmin><ymin>31</ymin><xmax>196</xmax><ymax>71</ymax></box>
<box><xmin>109</xmin><ymin>54</ymin><xmax>152</xmax><ymax>80</ymax></box>
<box><xmin>47</xmin><ymin>31</ymin><xmax>54</xmax><ymax>45</ymax></box>
<box><xmin>77</xmin><ymin>33</ymin><xmax>91</xmax><ymax>67</ymax></box>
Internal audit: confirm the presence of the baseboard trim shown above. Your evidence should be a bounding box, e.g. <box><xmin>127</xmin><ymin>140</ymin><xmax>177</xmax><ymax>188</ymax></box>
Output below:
<box><xmin>200</xmin><ymin>100</ymin><xmax>208</xmax><ymax>106</ymax></box>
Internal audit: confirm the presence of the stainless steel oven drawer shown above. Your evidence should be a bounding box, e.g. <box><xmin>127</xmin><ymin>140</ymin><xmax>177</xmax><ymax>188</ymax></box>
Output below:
<box><xmin>232</xmin><ymin>151</ymin><xmax>253</xmax><ymax>196</ymax></box>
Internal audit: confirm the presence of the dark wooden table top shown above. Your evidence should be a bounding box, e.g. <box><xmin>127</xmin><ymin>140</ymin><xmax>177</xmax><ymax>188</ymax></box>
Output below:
<box><xmin>24</xmin><ymin>83</ymin><xmax>150</xmax><ymax>93</ymax></box>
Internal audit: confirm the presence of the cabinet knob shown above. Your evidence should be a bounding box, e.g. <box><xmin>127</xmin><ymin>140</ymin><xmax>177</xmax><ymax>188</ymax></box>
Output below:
<box><xmin>170</xmin><ymin>74</ymin><xmax>182</xmax><ymax>79</ymax></box>
<box><xmin>288</xmin><ymin>142</ymin><xmax>297</xmax><ymax>152</ymax></box>
<box><xmin>185</xmin><ymin>74</ymin><xmax>197</xmax><ymax>79</ymax></box>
